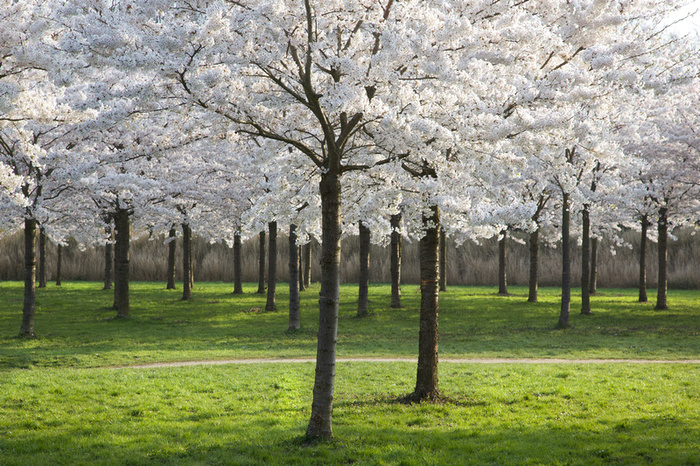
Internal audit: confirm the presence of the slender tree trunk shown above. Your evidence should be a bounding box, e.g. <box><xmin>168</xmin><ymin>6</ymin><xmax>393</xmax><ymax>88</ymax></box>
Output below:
<box><xmin>581</xmin><ymin>206</ymin><xmax>592</xmax><ymax>315</ymax></box>
<box><xmin>357</xmin><ymin>221</ymin><xmax>370</xmax><ymax>317</ymax></box>
<box><xmin>589</xmin><ymin>237</ymin><xmax>598</xmax><ymax>295</ymax></box>
<box><xmin>556</xmin><ymin>194</ymin><xmax>571</xmax><ymax>329</ymax></box>
<box><xmin>498</xmin><ymin>229</ymin><xmax>508</xmax><ymax>295</ymax></box>
<box><xmin>104</xmin><ymin>226</ymin><xmax>113</xmax><ymax>291</ymax></box>
<box><xmin>182</xmin><ymin>222</ymin><xmax>193</xmax><ymax>301</ymax></box>
<box><xmin>265</xmin><ymin>221</ymin><xmax>277</xmax><ymax>311</ymax></box>
<box><xmin>233</xmin><ymin>232</ymin><xmax>243</xmax><ymax>294</ymax></box>
<box><xmin>656</xmin><ymin>207</ymin><xmax>668</xmax><ymax>310</ymax></box>
<box><xmin>298</xmin><ymin>245</ymin><xmax>305</xmax><ymax>292</ymax></box>
<box><xmin>639</xmin><ymin>215</ymin><xmax>648</xmax><ymax>303</ymax></box>
<box><xmin>112</xmin><ymin>227</ymin><xmax>119</xmax><ymax>309</ymax></box>
<box><xmin>257</xmin><ymin>230</ymin><xmax>266</xmax><ymax>294</ymax></box>
<box><xmin>114</xmin><ymin>208</ymin><xmax>130</xmax><ymax>318</ymax></box>
<box><xmin>439</xmin><ymin>228</ymin><xmax>447</xmax><ymax>292</ymax></box>
<box><xmin>38</xmin><ymin>227</ymin><xmax>47</xmax><ymax>288</ymax></box>
<box><xmin>55</xmin><ymin>244</ymin><xmax>62</xmax><ymax>286</ymax></box>
<box><xmin>306</xmin><ymin>172</ymin><xmax>342</xmax><ymax>439</ymax></box>
<box><xmin>390</xmin><ymin>213</ymin><xmax>402</xmax><ymax>309</ymax></box>
<box><xmin>528</xmin><ymin>228</ymin><xmax>539</xmax><ymax>303</ymax></box>
<box><xmin>411</xmin><ymin>205</ymin><xmax>441</xmax><ymax>400</ymax></box>
<box><xmin>288</xmin><ymin>224</ymin><xmax>301</xmax><ymax>330</ymax></box>
<box><xmin>303</xmin><ymin>242</ymin><xmax>311</xmax><ymax>288</ymax></box>
<box><xmin>19</xmin><ymin>218</ymin><xmax>37</xmax><ymax>337</ymax></box>
<box><xmin>166</xmin><ymin>226</ymin><xmax>177</xmax><ymax>290</ymax></box>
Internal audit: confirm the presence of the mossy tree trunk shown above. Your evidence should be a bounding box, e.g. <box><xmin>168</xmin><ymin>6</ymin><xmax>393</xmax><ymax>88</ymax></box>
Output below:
<box><xmin>257</xmin><ymin>230</ymin><xmax>266</xmax><ymax>294</ymax></box>
<box><xmin>639</xmin><ymin>215</ymin><xmax>648</xmax><ymax>303</ymax></box>
<box><xmin>166</xmin><ymin>226</ymin><xmax>177</xmax><ymax>290</ymax></box>
<box><xmin>19</xmin><ymin>218</ymin><xmax>37</xmax><ymax>338</ymax></box>
<box><xmin>390</xmin><ymin>213</ymin><xmax>402</xmax><ymax>309</ymax></box>
<box><xmin>357</xmin><ymin>221</ymin><xmax>370</xmax><ymax>317</ymax></box>
<box><xmin>265</xmin><ymin>221</ymin><xmax>277</xmax><ymax>311</ymax></box>
<box><xmin>233</xmin><ymin>232</ymin><xmax>243</xmax><ymax>294</ymax></box>
<box><xmin>439</xmin><ymin>228</ymin><xmax>447</xmax><ymax>292</ymax></box>
<box><xmin>288</xmin><ymin>224</ymin><xmax>301</xmax><ymax>330</ymax></box>
<box><xmin>656</xmin><ymin>207</ymin><xmax>668</xmax><ymax>310</ymax></box>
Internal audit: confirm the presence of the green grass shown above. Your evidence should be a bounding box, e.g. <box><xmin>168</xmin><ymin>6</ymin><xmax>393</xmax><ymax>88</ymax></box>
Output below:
<box><xmin>1</xmin><ymin>282</ymin><xmax>700</xmax><ymax>464</ymax></box>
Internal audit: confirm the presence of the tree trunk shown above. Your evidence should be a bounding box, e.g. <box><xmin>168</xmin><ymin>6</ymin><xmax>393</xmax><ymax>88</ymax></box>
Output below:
<box><xmin>112</xmin><ymin>226</ymin><xmax>119</xmax><ymax>309</ymax></box>
<box><xmin>556</xmin><ymin>194</ymin><xmax>571</xmax><ymax>329</ymax></box>
<box><xmin>498</xmin><ymin>229</ymin><xmax>508</xmax><ymax>295</ymax></box>
<box><xmin>19</xmin><ymin>218</ymin><xmax>37</xmax><ymax>338</ymax></box>
<box><xmin>439</xmin><ymin>228</ymin><xmax>447</xmax><ymax>292</ymax></box>
<box><xmin>265</xmin><ymin>221</ymin><xmax>277</xmax><ymax>311</ymax></box>
<box><xmin>306</xmin><ymin>172</ymin><xmax>342</xmax><ymax>440</ymax></box>
<box><xmin>411</xmin><ymin>204</ymin><xmax>441</xmax><ymax>400</ymax></box>
<box><xmin>390</xmin><ymin>213</ymin><xmax>402</xmax><ymax>309</ymax></box>
<box><xmin>357</xmin><ymin>221</ymin><xmax>370</xmax><ymax>317</ymax></box>
<box><xmin>38</xmin><ymin>227</ymin><xmax>47</xmax><ymax>288</ymax></box>
<box><xmin>589</xmin><ymin>237</ymin><xmax>598</xmax><ymax>295</ymax></box>
<box><xmin>55</xmin><ymin>244</ymin><xmax>62</xmax><ymax>286</ymax></box>
<box><xmin>639</xmin><ymin>215</ymin><xmax>648</xmax><ymax>303</ymax></box>
<box><xmin>233</xmin><ymin>232</ymin><xmax>243</xmax><ymax>294</ymax></box>
<box><xmin>581</xmin><ymin>206</ymin><xmax>592</xmax><ymax>315</ymax></box>
<box><xmin>257</xmin><ymin>230</ymin><xmax>266</xmax><ymax>294</ymax></box>
<box><xmin>298</xmin><ymin>245</ymin><xmax>305</xmax><ymax>292</ymax></box>
<box><xmin>288</xmin><ymin>224</ymin><xmax>301</xmax><ymax>330</ymax></box>
<box><xmin>103</xmin><ymin>226</ymin><xmax>113</xmax><ymax>291</ymax></box>
<box><xmin>182</xmin><ymin>222</ymin><xmax>193</xmax><ymax>301</ymax></box>
<box><xmin>656</xmin><ymin>207</ymin><xmax>668</xmax><ymax>310</ymax></box>
<box><xmin>114</xmin><ymin>208</ymin><xmax>130</xmax><ymax>318</ymax></box>
<box><xmin>303</xmin><ymin>242</ymin><xmax>311</xmax><ymax>288</ymax></box>
<box><xmin>166</xmin><ymin>226</ymin><xmax>177</xmax><ymax>290</ymax></box>
<box><xmin>528</xmin><ymin>228</ymin><xmax>539</xmax><ymax>303</ymax></box>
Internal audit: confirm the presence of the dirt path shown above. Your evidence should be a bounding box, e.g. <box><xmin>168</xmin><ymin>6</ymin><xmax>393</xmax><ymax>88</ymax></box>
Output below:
<box><xmin>120</xmin><ymin>357</ymin><xmax>700</xmax><ymax>369</ymax></box>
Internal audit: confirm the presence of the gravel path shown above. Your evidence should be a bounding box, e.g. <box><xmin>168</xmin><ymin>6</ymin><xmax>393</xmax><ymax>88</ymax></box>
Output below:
<box><xmin>119</xmin><ymin>357</ymin><xmax>700</xmax><ymax>369</ymax></box>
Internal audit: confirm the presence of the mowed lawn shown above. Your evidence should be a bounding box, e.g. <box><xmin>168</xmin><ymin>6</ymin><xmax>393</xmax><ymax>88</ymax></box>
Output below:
<box><xmin>1</xmin><ymin>282</ymin><xmax>699</xmax><ymax>464</ymax></box>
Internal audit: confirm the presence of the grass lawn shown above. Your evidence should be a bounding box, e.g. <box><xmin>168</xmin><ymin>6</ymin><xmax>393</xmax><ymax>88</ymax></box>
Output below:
<box><xmin>1</xmin><ymin>282</ymin><xmax>699</xmax><ymax>464</ymax></box>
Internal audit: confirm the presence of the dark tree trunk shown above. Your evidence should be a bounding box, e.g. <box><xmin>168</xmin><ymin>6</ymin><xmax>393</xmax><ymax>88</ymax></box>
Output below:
<box><xmin>114</xmin><ymin>208</ymin><xmax>130</xmax><ymax>318</ymax></box>
<box><xmin>528</xmin><ymin>228</ymin><xmax>539</xmax><ymax>303</ymax></box>
<box><xmin>656</xmin><ymin>207</ymin><xmax>668</xmax><ymax>310</ymax></box>
<box><xmin>581</xmin><ymin>206</ymin><xmax>592</xmax><ymax>315</ymax></box>
<box><xmin>166</xmin><ymin>226</ymin><xmax>177</xmax><ymax>290</ymax></box>
<box><xmin>306</xmin><ymin>172</ymin><xmax>342</xmax><ymax>440</ymax></box>
<box><xmin>112</xmin><ymin>227</ymin><xmax>119</xmax><ymax>309</ymax></box>
<box><xmin>233</xmin><ymin>232</ymin><xmax>243</xmax><ymax>294</ymax></box>
<box><xmin>55</xmin><ymin>244</ymin><xmax>62</xmax><ymax>286</ymax></box>
<box><xmin>589</xmin><ymin>237</ymin><xmax>598</xmax><ymax>295</ymax></box>
<box><xmin>498</xmin><ymin>229</ymin><xmax>508</xmax><ymax>295</ymax></box>
<box><xmin>265</xmin><ymin>221</ymin><xmax>277</xmax><ymax>311</ymax></box>
<box><xmin>288</xmin><ymin>224</ymin><xmax>301</xmax><ymax>330</ymax></box>
<box><xmin>38</xmin><ymin>227</ymin><xmax>47</xmax><ymax>288</ymax></box>
<box><xmin>556</xmin><ymin>194</ymin><xmax>571</xmax><ymax>329</ymax></box>
<box><xmin>257</xmin><ymin>230</ymin><xmax>266</xmax><ymax>294</ymax></box>
<box><xmin>182</xmin><ymin>222</ymin><xmax>193</xmax><ymax>301</ymax></box>
<box><xmin>639</xmin><ymin>215</ymin><xmax>648</xmax><ymax>303</ymax></box>
<box><xmin>390</xmin><ymin>213</ymin><xmax>402</xmax><ymax>309</ymax></box>
<box><xmin>298</xmin><ymin>245</ymin><xmax>305</xmax><ymax>292</ymax></box>
<box><xmin>411</xmin><ymin>205</ymin><xmax>441</xmax><ymax>400</ymax></box>
<box><xmin>103</xmin><ymin>226</ymin><xmax>113</xmax><ymax>291</ymax></box>
<box><xmin>303</xmin><ymin>242</ymin><xmax>311</xmax><ymax>288</ymax></box>
<box><xmin>357</xmin><ymin>221</ymin><xmax>370</xmax><ymax>317</ymax></box>
<box><xmin>439</xmin><ymin>228</ymin><xmax>447</xmax><ymax>292</ymax></box>
<box><xmin>19</xmin><ymin>218</ymin><xmax>37</xmax><ymax>338</ymax></box>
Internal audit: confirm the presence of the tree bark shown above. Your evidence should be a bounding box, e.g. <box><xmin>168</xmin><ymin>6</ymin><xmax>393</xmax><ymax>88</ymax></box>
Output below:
<box><xmin>556</xmin><ymin>194</ymin><xmax>571</xmax><ymax>329</ymax></box>
<box><xmin>233</xmin><ymin>232</ymin><xmax>243</xmax><ymax>294</ymax></box>
<box><xmin>589</xmin><ymin>237</ymin><xmax>598</xmax><ymax>295</ymax></box>
<box><xmin>390</xmin><ymin>213</ymin><xmax>402</xmax><ymax>309</ymax></box>
<box><xmin>303</xmin><ymin>242</ymin><xmax>311</xmax><ymax>288</ymax></box>
<box><xmin>439</xmin><ymin>228</ymin><xmax>447</xmax><ymax>292</ymax></box>
<box><xmin>298</xmin><ymin>245</ymin><xmax>305</xmax><ymax>292</ymax></box>
<box><xmin>19</xmin><ymin>218</ymin><xmax>37</xmax><ymax>337</ymax></box>
<box><xmin>581</xmin><ymin>206</ymin><xmax>592</xmax><ymax>315</ymax></box>
<box><xmin>182</xmin><ymin>222</ymin><xmax>193</xmax><ymax>301</ymax></box>
<box><xmin>55</xmin><ymin>244</ymin><xmax>62</xmax><ymax>286</ymax></box>
<box><xmin>528</xmin><ymin>228</ymin><xmax>539</xmax><ymax>303</ymax></box>
<box><xmin>257</xmin><ymin>230</ymin><xmax>266</xmax><ymax>294</ymax></box>
<box><xmin>656</xmin><ymin>207</ymin><xmax>668</xmax><ymax>310</ymax></box>
<box><xmin>38</xmin><ymin>227</ymin><xmax>47</xmax><ymax>288</ymax></box>
<box><xmin>411</xmin><ymin>204</ymin><xmax>441</xmax><ymax>400</ymax></box>
<box><xmin>166</xmin><ymin>226</ymin><xmax>177</xmax><ymax>290</ymax></box>
<box><xmin>639</xmin><ymin>215</ymin><xmax>648</xmax><ymax>303</ymax></box>
<box><xmin>114</xmin><ymin>207</ymin><xmax>130</xmax><ymax>318</ymax></box>
<box><xmin>357</xmin><ymin>221</ymin><xmax>370</xmax><ymax>317</ymax></box>
<box><xmin>288</xmin><ymin>224</ymin><xmax>301</xmax><ymax>330</ymax></box>
<box><xmin>498</xmin><ymin>229</ymin><xmax>508</xmax><ymax>295</ymax></box>
<box><xmin>265</xmin><ymin>221</ymin><xmax>277</xmax><ymax>311</ymax></box>
<box><xmin>103</xmin><ymin>226</ymin><xmax>113</xmax><ymax>291</ymax></box>
<box><xmin>306</xmin><ymin>172</ymin><xmax>342</xmax><ymax>439</ymax></box>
